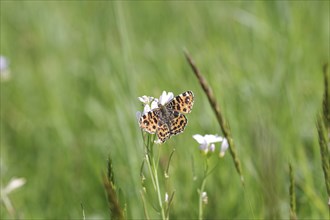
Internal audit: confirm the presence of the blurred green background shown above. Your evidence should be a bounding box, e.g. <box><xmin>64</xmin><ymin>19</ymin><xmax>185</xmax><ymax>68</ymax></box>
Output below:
<box><xmin>1</xmin><ymin>1</ymin><xmax>329</xmax><ymax>219</ymax></box>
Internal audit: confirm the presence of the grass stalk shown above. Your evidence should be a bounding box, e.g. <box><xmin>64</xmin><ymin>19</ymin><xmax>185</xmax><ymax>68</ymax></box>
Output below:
<box><xmin>289</xmin><ymin>163</ymin><xmax>297</xmax><ymax>220</ymax></box>
<box><xmin>316</xmin><ymin>63</ymin><xmax>330</xmax><ymax>217</ymax></box>
<box><xmin>103</xmin><ymin>157</ymin><xmax>125</xmax><ymax>220</ymax></box>
<box><xmin>140</xmin><ymin>190</ymin><xmax>150</xmax><ymax>220</ymax></box>
<box><xmin>184</xmin><ymin>50</ymin><xmax>244</xmax><ymax>185</ymax></box>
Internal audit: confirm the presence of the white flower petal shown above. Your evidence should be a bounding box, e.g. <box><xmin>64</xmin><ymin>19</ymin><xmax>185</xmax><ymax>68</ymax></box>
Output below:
<box><xmin>138</xmin><ymin>96</ymin><xmax>148</xmax><ymax>104</ymax></box>
<box><xmin>219</xmin><ymin>138</ymin><xmax>229</xmax><ymax>157</ymax></box>
<box><xmin>150</xmin><ymin>100</ymin><xmax>158</xmax><ymax>110</ymax></box>
<box><xmin>143</xmin><ymin>104</ymin><xmax>151</xmax><ymax>114</ymax></box>
<box><xmin>165</xmin><ymin>192</ymin><xmax>169</xmax><ymax>203</ymax></box>
<box><xmin>138</xmin><ymin>96</ymin><xmax>157</xmax><ymax>105</ymax></box>
<box><xmin>159</xmin><ymin>91</ymin><xmax>167</xmax><ymax>105</ymax></box>
<box><xmin>199</xmin><ymin>144</ymin><xmax>208</xmax><ymax>154</ymax></box>
<box><xmin>167</xmin><ymin>92</ymin><xmax>174</xmax><ymax>101</ymax></box>
<box><xmin>209</xmin><ymin>143</ymin><xmax>215</xmax><ymax>152</ymax></box>
<box><xmin>3</xmin><ymin>177</ymin><xmax>26</xmax><ymax>194</ymax></box>
<box><xmin>0</xmin><ymin>56</ymin><xmax>9</xmax><ymax>71</ymax></box>
<box><xmin>204</xmin><ymin>134</ymin><xmax>223</xmax><ymax>144</ymax></box>
<box><xmin>136</xmin><ymin>111</ymin><xmax>141</xmax><ymax>121</ymax></box>
<box><xmin>159</xmin><ymin>91</ymin><xmax>174</xmax><ymax>105</ymax></box>
<box><xmin>192</xmin><ymin>134</ymin><xmax>206</xmax><ymax>144</ymax></box>
<box><xmin>202</xmin><ymin>191</ymin><xmax>208</xmax><ymax>204</ymax></box>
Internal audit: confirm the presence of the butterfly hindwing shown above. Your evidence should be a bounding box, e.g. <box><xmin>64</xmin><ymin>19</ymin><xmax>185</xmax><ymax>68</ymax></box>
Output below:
<box><xmin>157</xmin><ymin>120</ymin><xmax>171</xmax><ymax>143</ymax></box>
<box><xmin>169</xmin><ymin>111</ymin><xmax>187</xmax><ymax>135</ymax></box>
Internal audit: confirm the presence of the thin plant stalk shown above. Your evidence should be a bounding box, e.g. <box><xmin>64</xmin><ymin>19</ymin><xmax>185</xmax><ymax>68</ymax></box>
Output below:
<box><xmin>198</xmin><ymin>160</ymin><xmax>209</xmax><ymax>220</ymax></box>
<box><xmin>316</xmin><ymin>63</ymin><xmax>330</xmax><ymax>217</ymax></box>
<box><xmin>198</xmin><ymin>178</ymin><xmax>207</xmax><ymax>220</ymax></box>
<box><xmin>289</xmin><ymin>163</ymin><xmax>297</xmax><ymax>220</ymax></box>
<box><xmin>152</xmin><ymin>158</ymin><xmax>166</xmax><ymax>220</ymax></box>
<box><xmin>103</xmin><ymin>157</ymin><xmax>125</xmax><ymax>220</ymax></box>
<box><xmin>198</xmin><ymin>159</ymin><xmax>221</xmax><ymax>220</ymax></box>
<box><xmin>142</xmin><ymin>134</ymin><xmax>167</xmax><ymax>220</ymax></box>
<box><xmin>184</xmin><ymin>50</ymin><xmax>244</xmax><ymax>184</ymax></box>
<box><xmin>140</xmin><ymin>190</ymin><xmax>150</xmax><ymax>220</ymax></box>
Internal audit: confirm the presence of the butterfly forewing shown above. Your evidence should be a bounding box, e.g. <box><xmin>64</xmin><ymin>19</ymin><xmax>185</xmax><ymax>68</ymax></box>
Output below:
<box><xmin>167</xmin><ymin>91</ymin><xmax>194</xmax><ymax>114</ymax></box>
<box><xmin>139</xmin><ymin>110</ymin><xmax>159</xmax><ymax>134</ymax></box>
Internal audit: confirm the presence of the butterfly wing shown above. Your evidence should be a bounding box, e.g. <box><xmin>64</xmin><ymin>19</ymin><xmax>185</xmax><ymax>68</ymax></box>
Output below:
<box><xmin>166</xmin><ymin>91</ymin><xmax>194</xmax><ymax>114</ymax></box>
<box><xmin>139</xmin><ymin>110</ymin><xmax>160</xmax><ymax>134</ymax></box>
<box><xmin>169</xmin><ymin>111</ymin><xmax>187</xmax><ymax>135</ymax></box>
<box><xmin>157</xmin><ymin>120</ymin><xmax>171</xmax><ymax>143</ymax></box>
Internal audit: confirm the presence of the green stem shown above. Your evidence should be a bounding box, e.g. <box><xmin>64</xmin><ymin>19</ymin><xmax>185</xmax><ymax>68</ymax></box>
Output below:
<box><xmin>199</xmin><ymin>177</ymin><xmax>207</xmax><ymax>220</ymax></box>
<box><xmin>152</xmin><ymin>159</ymin><xmax>166</xmax><ymax>220</ymax></box>
<box><xmin>145</xmin><ymin>153</ymin><xmax>156</xmax><ymax>190</ymax></box>
<box><xmin>144</xmin><ymin>134</ymin><xmax>166</xmax><ymax>220</ymax></box>
<box><xmin>199</xmin><ymin>159</ymin><xmax>209</xmax><ymax>220</ymax></box>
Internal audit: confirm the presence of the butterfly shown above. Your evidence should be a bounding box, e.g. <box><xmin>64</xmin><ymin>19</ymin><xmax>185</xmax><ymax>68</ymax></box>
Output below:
<box><xmin>139</xmin><ymin>91</ymin><xmax>194</xmax><ymax>143</ymax></box>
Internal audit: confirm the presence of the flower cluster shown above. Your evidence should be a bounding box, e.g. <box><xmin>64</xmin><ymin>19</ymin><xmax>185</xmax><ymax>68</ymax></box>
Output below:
<box><xmin>136</xmin><ymin>91</ymin><xmax>174</xmax><ymax>118</ymax></box>
<box><xmin>137</xmin><ymin>91</ymin><xmax>174</xmax><ymax>144</ymax></box>
<box><xmin>193</xmin><ymin>134</ymin><xmax>228</xmax><ymax>157</ymax></box>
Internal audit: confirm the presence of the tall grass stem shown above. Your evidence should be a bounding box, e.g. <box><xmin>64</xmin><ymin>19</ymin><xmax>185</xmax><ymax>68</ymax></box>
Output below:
<box><xmin>184</xmin><ymin>50</ymin><xmax>244</xmax><ymax>185</ymax></box>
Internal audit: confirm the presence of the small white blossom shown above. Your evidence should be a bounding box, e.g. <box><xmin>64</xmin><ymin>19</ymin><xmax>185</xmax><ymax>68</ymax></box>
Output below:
<box><xmin>149</xmin><ymin>100</ymin><xmax>158</xmax><ymax>111</ymax></box>
<box><xmin>165</xmin><ymin>192</ymin><xmax>169</xmax><ymax>203</ymax></box>
<box><xmin>0</xmin><ymin>56</ymin><xmax>9</xmax><ymax>72</ymax></box>
<box><xmin>219</xmin><ymin>138</ymin><xmax>229</xmax><ymax>157</ymax></box>
<box><xmin>1</xmin><ymin>177</ymin><xmax>26</xmax><ymax>215</ymax></box>
<box><xmin>2</xmin><ymin>178</ymin><xmax>26</xmax><ymax>195</ymax></box>
<box><xmin>0</xmin><ymin>55</ymin><xmax>10</xmax><ymax>81</ymax></box>
<box><xmin>136</xmin><ymin>111</ymin><xmax>142</xmax><ymax>121</ymax></box>
<box><xmin>159</xmin><ymin>91</ymin><xmax>174</xmax><ymax>105</ymax></box>
<box><xmin>138</xmin><ymin>96</ymin><xmax>151</xmax><ymax>104</ymax></box>
<box><xmin>209</xmin><ymin>143</ymin><xmax>215</xmax><ymax>152</ymax></box>
<box><xmin>193</xmin><ymin>134</ymin><xmax>228</xmax><ymax>156</ymax></box>
<box><xmin>201</xmin><ymin>191</ymin><xmax>208</xmax><ymax>204</ymax></box>
<box><xmin>136</xmin><ymin>98</ymin><xmax>160</xmax><ymax>121</ymax></box>
<box><xmin>138</xmin><ymin>95</ymin><xmax>158</xmax><ymax>105</ymax></box>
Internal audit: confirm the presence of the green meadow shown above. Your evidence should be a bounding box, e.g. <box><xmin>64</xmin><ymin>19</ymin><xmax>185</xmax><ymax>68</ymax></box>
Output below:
<box><xmin>1</xmin><ymin>1</ymin><xmax>329</xmax><ymax>219</ymax></box>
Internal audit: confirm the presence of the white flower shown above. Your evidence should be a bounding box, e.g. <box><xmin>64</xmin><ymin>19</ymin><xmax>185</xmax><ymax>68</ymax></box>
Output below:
<box><xmin>136</xmin><ymin>96</ymin><xmax>159</xmax><ymax>121</ymax></box>
<box><xmin>193</xmin><ymin>134</ymin><xmax>228</xmax><ymax>156</ymax></box>
<box><xmin>159</xmin><ymin>91</ymin><xmax>174</xmax><ymax>105</ymax></box>
<box><xmin>143</xmin><ymin>100</ymin><xmax>158</xmax><ymax>113</ymax></box>
<box><xmin>219</xmin><ymin>138</ymin><xmax>229</xmax><ymax>157</ymax></box>
<box><xmin>2</xmin><ymin>178</ymin><xmax>26</xmax><ymax>195</ymax></box>
<box><xmin>136</xmin><ymin>111</ymin><xmax>142</xmax><ymax>122</ymax></box>
<box><xmin>138</xmin><ymin>95</ymin><xmax>158</xmax><ymax>106</ymax></box>
<box><xmin>0</xmin><ymin>55</ymin><xmax>10</xmax><ymax>81</ymax></box>
<box><xmin>154</xmin><ymin>139</ymin><xmax>163</xmax><ymax>144</ymax></box>
<box><xmin>0</xmin><ymin>177</ymin><xmax>26</xmax><ymax>215</ymax></box>
<box><xmin>201</xmin><ymin>191</ymin><xmax>208</xmax><ymax>204</ymax></box>
<box><xmin>0</xmin><ymin>56</ymin><xmax>8</xmax><ymax>71</ymax></box>
<box><xmin>165</xmin><ymin>192</ymin><xmax>169</xmax><ymax>203</ymax></box>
